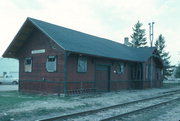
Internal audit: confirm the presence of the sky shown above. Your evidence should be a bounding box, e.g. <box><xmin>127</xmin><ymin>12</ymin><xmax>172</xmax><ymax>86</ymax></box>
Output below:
<box><xmin>0</xmin><ymin>0</ymin><xmax>179</xmax><ymax>65</ymax></box>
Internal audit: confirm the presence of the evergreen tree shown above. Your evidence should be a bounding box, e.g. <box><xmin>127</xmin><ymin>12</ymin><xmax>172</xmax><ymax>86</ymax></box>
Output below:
<box><xmin>155</xmin><ymin>34</ymin><xmax>173</xmax><ymax>79</ymax></box>
<box><xmin>130</xmin><ymin>21</ymin><xmax>147</xmax><ymax>47</ymax></box>
<box><xmin>175</xmin><ymin>64</ymin><xmax>180</xmax><ymax>78</ymax></box>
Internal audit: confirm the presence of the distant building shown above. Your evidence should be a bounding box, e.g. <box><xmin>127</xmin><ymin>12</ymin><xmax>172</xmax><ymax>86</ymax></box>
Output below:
<box><xmin>0</xmin><ymin>58</ymin><xmax>19</xmax><ymax>78</ymax></box>
<box><xmin>3</xmin><ymin>18</ymin><xmax>163</xmax><ymax>94</ymax></box>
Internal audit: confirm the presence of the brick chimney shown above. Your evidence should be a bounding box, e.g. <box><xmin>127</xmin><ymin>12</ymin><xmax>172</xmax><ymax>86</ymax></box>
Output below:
<box><xmin>124</xmin><ymin>37</ymin><xmax>130</xmax><ymax>46</ymax></box>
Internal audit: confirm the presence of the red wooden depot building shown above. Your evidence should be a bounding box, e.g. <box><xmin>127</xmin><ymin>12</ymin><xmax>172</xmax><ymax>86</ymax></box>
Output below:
<box><xmin>3</xmin><ymin>18</ymin><xmax>164</xmax><ymax>94</ymax></box>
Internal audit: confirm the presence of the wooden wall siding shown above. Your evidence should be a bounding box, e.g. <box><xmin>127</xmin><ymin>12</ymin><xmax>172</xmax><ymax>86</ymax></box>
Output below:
<box><xmin>17</xmin><ymin>28</ymin><xmax>65</xmax><ymax>92</ymax></box>
<box><xmin>66</xmin><ymin>82</ymin><xmax>94</xmax><ymax>91</ymax></box>
<box><xmin>65</xmin><ymin>55</ymin><xmax>162</xmax><ymax>93</ymax></box>
<box><xmin>143</xmin><ymin>81</ymin><xmax>151</xmax><ymax>88</ymax></box>
<box><xmin>143</xmin><ymin>81</ymin><xmax>162</xmax><ymax>89</ymax></box>
<box><xmin>66</xmin><ymin>54</ymin><xmax>95</xmax><ymax>92</ymax></box>
<box><xmin>18</xmin><ymin>28</ymin><xmax>65</xmax><ymax>80</ymax></box>
<box><xmin>94</xmin><ymin>58</ymin><xmax>111</xmax><ymax>92</ymax></box>
<box><xmin>20</xmin><ymin>81</ymin><xmax>64</xmax><ymax>93</ymax></box>
<box><xmin>111</xmin><ymin>81</ymin><xmax>130</xmax><ymax>90</ymax></box>
<box><xmin>95</xmin><ymin>65</ymin><xmax>110</xmax><ymax>92</ymax></box>
<box><xmin>67</xmin><ymin>54</ymin><xmax>95</xmax><ymax>82</ymax></box>
<box><xmin>66</xmin><ymin>56</ymin><xmax>159</xmax><ymax>92</ymax></box>
<box><xmin>111</xmin><ymin>62</ymin><xmax>129</xmax><ymax>81</ymax></box>
<box><xmin>144</xmin><ymin>57</ymin><xmax>163</xmax><ymax>82</ymax></box>
<box><xmin>66</xmin><ymin>56</ymin><xmax>112</xmax><ymax>92</ymax></box>
<box><xmin>95</xmin><ymin>58</ymin><xmax>112</xmax><ymax>65</ymax></box>
<box><xmin>143</xmin><ymin>63</ymin><xmax>146</xmax><ymax>81</ymax></box>
<box><xmin>16</xmin><ymin>28</ymin><xmax>163</xmax><ymax>94</ymax></box>
<box><xmin>152</xmin><ymin>81</ymin><xmax>162</xmax><ymax>87</ymax></box>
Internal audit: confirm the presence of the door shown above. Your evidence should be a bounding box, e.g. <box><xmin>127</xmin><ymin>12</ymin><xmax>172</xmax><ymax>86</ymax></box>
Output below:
<box><xmin>95</xmin><ymin>65</ymin><xmax>110</xmax><ymax>92</ymax></box>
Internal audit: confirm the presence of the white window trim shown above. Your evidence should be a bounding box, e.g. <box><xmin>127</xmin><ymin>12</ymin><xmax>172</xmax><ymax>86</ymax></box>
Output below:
<box><xmin>117</xmin><ymin>62</ymin><xmax>124</xmax><ymax>74</ymax></box>
<box><xmin>77</xmin><ymin>56</ymin><xmax>87</xmax><ymax>72</ymax></box>
<box><xmin>46</xmin><ymin>56</ymin><xmax>57</xmax><ymax>72</ymax></box>
<box><xmin>24</xmin><ymin>58</ymin><xmax>32</xmax><ymax>72</ymax></box>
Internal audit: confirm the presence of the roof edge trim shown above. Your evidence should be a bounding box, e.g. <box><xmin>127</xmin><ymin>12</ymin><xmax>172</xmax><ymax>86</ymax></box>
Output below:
<box><xmin>27</xmin><ymin>17</ymin><xmax>66</xmax><ymax>51</ymax></box>
<box><xmin>2</xmin><ymin>18</ymin><xmax>31</xmax><ymax>58</ymax></box>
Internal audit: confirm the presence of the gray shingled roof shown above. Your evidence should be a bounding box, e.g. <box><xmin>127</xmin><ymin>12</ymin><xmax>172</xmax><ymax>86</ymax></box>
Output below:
<box><xmin>3</xmin><ymin>17</ymin><xmax>156</xmax><ymax>62</ymax></box>
<box><xmin>28</xmin><ymin>18</ymin><xmax>155</xmax><ymax>62</ymax></box>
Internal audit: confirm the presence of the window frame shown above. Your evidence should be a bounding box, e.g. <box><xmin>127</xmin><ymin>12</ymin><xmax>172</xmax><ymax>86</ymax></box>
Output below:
<box><xmin>46</xmin><ymin>55</ymin><xmax>57</xmax><ymax>72</ymax></box>
<box><xmin>117</xmin><ymin>62</ymin><xmax>124</xmax><ymax>74</ymax></box>
<box><xmin>24</xmin><ymin>57</ymin><xmax>32</xmax><ymax>73</ymax></box>
<box><xmin>77</xmin><ymin>56</ymin><xmax>87</xmax><ymax>73</ymax></box>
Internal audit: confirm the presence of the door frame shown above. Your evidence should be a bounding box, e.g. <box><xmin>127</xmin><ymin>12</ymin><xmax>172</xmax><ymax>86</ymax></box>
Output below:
<box><xmin>95</xmin><ymin>64</ymin><xmax>111</xmax><ymax>92</ymax></box>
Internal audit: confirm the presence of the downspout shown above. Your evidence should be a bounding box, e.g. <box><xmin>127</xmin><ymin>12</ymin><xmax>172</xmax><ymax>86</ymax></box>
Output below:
<box><xmin>150</xmin><ymin>57</ymin><xmax>153</xmax><ymax>88</ymax></box>
<box><xmin>18</xmin><ymin>59</ymin><xmax>20</xmax><ymax>92</ymax></box>
<box><xmin>63</xmin><ymin>51</ymin><xmax>71</xmax><ymax>95</ymax></box>
<box><xmin>142</xmin><ymin>63</ymin><xmax>145</xmax><ymax>89</ymax></box>
<box><xmin>140</xmin><ymin>63</ymin><xmax>143</xmax><ymax>89</ymax></box>
<box><xmin>63</xmin><ymin>51</ymin><xmax>68</xmax><ymax>95</ymax></box>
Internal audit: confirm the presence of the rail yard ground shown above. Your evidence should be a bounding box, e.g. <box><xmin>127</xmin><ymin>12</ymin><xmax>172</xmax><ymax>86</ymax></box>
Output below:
<box><xmin>0</xmin><ymin>82</ymin><xmax>180</xmax><ymax>121</ymax></box>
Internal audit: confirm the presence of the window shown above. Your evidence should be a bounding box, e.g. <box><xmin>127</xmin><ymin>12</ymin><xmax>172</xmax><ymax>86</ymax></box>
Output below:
<box><xmin>117</xmin><ymin>63</ymin><xmax>124</xmax><ymax>74</ymax></box>
<box><xmin>24</xmin><ymin>58</ymin><xmax>32</xmax><ymax>72</ymax></box>
<box><xmin>46</xmin><ymin>56</ymin><xmax>57</xmax><ymax>72</ymax></box>
<box><xmin>77</xmin><ymin>56</ymin><xmax>87</xmax><ymax>72</ymax></box>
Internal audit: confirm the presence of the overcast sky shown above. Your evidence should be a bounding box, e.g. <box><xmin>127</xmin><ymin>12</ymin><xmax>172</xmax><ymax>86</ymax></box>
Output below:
<box><xmin>0</xmin><ymin>0</ymin><xmax>179</xmax><ymax>65</ymax></box>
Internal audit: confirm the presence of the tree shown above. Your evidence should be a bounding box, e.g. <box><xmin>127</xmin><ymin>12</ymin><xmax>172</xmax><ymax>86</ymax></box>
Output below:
<box><xmin>130</xmin><ymin>21</ymin><xmax>147</xmax><ymax>47</ymax></box>
<box><xmin>155</xmin><ymin>34</ymin><xmax>173</xmax><ymax>79</ymax></box>
<box><xmin>175</xmin><ymin>64</ymin><xmax>180</xmax><ymax>78</ymax></box>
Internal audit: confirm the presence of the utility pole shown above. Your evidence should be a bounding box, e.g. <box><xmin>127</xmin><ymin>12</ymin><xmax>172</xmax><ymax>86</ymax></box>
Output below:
<box><xmin>148</xmin><ymin>22</ymin><xmax>155</xmax><ymax>88</ymax></box>
<box><xmin>148</xmin><ymin>22</ymin><xmax>155</xmax><ymax>47</ymax></box>
<box><xmin>178</xmin><ymin>51</ymin><xmax>180</xmax><ymax>64</ymax></box>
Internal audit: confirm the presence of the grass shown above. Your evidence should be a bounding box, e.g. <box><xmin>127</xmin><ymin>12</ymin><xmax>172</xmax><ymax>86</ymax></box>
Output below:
<box><xmin>0</xmin><ymin>91</ymin><xmax>69</xmax><ymax>121</ymax></box>
<box><xmin>0</xmin><ymin>91</ymin><xmax>48</xmax><ymax>111</ymax></box>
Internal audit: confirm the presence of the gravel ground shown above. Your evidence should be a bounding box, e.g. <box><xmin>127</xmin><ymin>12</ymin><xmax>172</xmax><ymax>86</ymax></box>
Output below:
<box><xmin>124</xmin><ymin>99</ymin><xmax>180</xmax><ymax>121</ymax></box>
<box><xmin>0</xmin><ymin>84</ymin><xmax>180</xmax><ymax>121</ymax></box>
<box><xmin>0</xmin><ymin>85</ymin><xmax>18</xmax><ymax>91</ymax></box>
